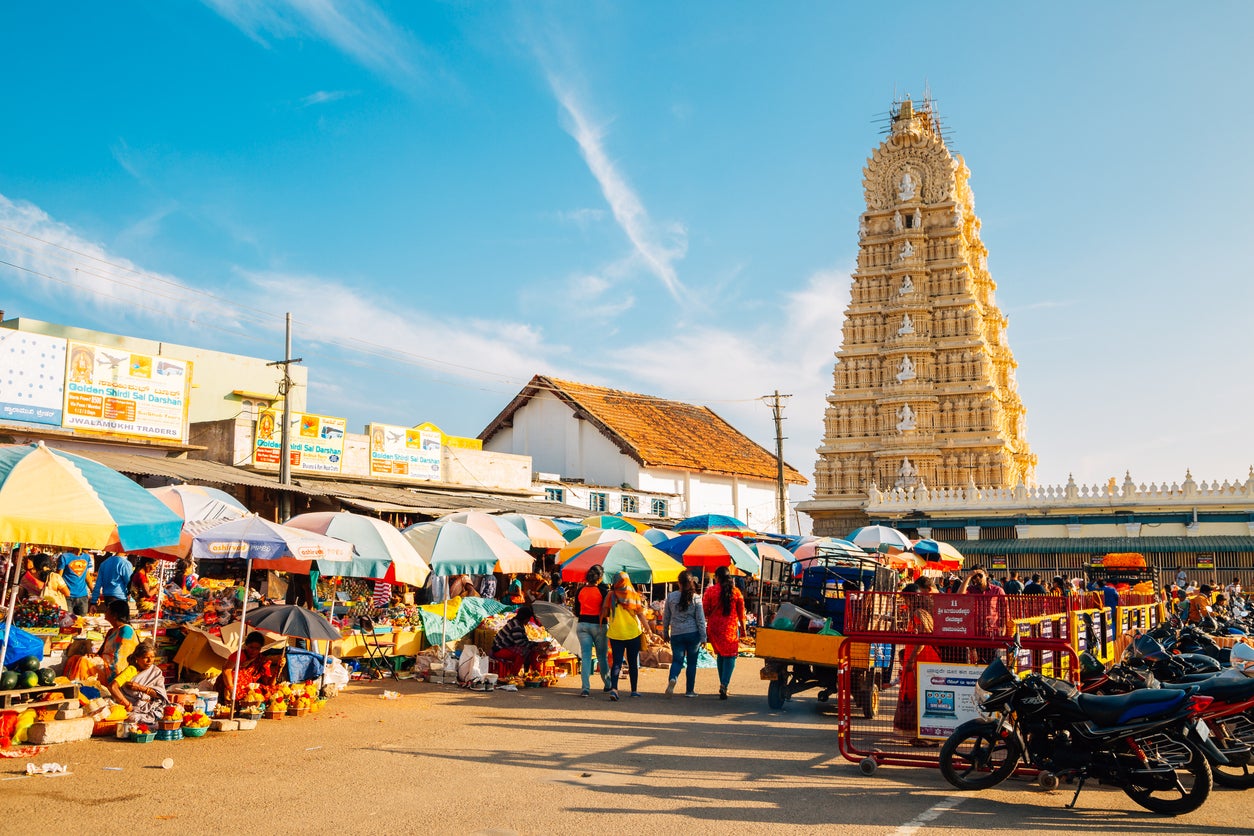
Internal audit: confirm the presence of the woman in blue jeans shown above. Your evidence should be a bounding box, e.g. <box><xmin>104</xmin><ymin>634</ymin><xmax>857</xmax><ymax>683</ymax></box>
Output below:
<box><xmin>663</xmin><ymin>570</ymin><xmax>706</xmax><ymax>697</ymax></box>
<box><xmin>573</xmin><ymin>565</ymin><xmax>611</xmax><ymax>696</ymax></box>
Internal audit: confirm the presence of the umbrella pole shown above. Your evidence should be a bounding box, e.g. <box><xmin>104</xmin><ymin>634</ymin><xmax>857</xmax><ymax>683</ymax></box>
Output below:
<box><xmin>151</xmin><ymin>575</ymin><xmax>165</xmax><ymax>638</ymax></box>
<box><xmin>0</xmin><ymin>545</ymin><xmax>25</xmax><ymax>671</ymax></box>
<box><xmin>231</xmin><ymin>558</ymin><xmax>253</xmax><ymax>718</ymax></box>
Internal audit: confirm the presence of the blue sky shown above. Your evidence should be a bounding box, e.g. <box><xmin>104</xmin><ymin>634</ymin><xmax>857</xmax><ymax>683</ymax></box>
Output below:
<box><xmin>1</xmin><ymin>1</ymin><xmax>1251</xmax><ymax>501</ymax></box>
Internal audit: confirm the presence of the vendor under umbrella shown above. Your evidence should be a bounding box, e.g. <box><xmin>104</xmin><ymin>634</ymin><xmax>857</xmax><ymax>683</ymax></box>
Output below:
<box><xmin>490</xmin><ymin>606</ymin><xmax>557</xmax><ymax>675</ymax></box>
<box><xmin>108</xmin><ymin>640</ymin><xmax>167</xmax><ymax>727</ymax></box>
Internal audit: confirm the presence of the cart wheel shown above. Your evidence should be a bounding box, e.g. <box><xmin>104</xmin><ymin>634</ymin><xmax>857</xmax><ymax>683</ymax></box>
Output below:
<box><xmin>767</xmin><ymin>678</ymin><xmax>786</xmax><ymax>711</ymax></box>
<box><xmin>862</xmin><ymin>682</ymin><xmax>879</xmax><ymax>719</ymax></box>
<box><xmin>859</xmin><ymin>757</ymin><xmax>878</xmax><ymax>776</ymax></box>
<box><xmin>1038</xmin><ymin>771</ymin><xmax>1059</xmax><ymax>791</ymax></box>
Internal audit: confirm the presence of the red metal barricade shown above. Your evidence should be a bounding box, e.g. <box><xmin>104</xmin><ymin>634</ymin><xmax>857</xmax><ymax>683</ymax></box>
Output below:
<box><xmin>836</xmin><ymin>592</ymin><xmax>1078</xmax><ymax>775</ymax></box>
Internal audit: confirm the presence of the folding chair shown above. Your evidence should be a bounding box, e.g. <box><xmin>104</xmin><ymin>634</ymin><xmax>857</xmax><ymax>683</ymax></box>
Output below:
<box><xmin>357</xmin><ymin>614</ymin><xmax>398</xmax><ymax>680</ymax></box>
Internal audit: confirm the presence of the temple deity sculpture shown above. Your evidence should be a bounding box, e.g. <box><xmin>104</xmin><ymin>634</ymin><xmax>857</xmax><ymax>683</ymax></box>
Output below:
<box><xmin>896</xmin><ymin>404</ymin><xmax>916</xmax><ymax>433</ymax></box>
<box><xmin>898</xmin><ymin>171</ymin><xmax>917</xmax><ymax>201</ymax></box>
<box><xmin>896</xmin><ymin>457</ymin><xmax>919</xmax><ymax>488</ymax></box>
<box><xmin>893</xmin><ymin>210</ymin><xmax>903</xmax><ymax>231</ymax></box>
<box><xmin>898</xmin><ymin>274</ymin><xmax>914</xmax><ymax>295</ymax></box>
<box><xmin>912</xmin><ymin>208</ymin><xmax>922</xmax><ymax>229</ymax></box>
<box><xmin>898</xmin><ymin>240</ymin><xmax>914</xmax><ymax>261</ymax></box>
<box><xmin>896</xmin><ymin>355</ymin><xmax>916</xmax><ymax>382</ymax></box>
<box><xmin>858</xmin><ymin>214</ymin><xmax>867</xmax><ymax>239</ymax></box>
<box><xmin>897</xmin><ymin>313</ymin><xmax>915</xmax><ymax>336</ymax></box>
<box><xmin>952</xmin><ymin>202</ymin><xmax>963</xmax><ymax>225</ymax></box>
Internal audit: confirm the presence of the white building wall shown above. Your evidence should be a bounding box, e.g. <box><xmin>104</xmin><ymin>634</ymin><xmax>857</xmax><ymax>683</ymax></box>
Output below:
<box><xmin>485</xmin><ymin>391</ymin><xmax>630</xmax><ymax>487</ymax></box>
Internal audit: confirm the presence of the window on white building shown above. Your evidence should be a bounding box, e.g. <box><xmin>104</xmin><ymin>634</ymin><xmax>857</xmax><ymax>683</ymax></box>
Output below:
<box><xmin>650</xmin><ymin>498</ymin><xmax>668</xmax><ymax>517</ymax></box>
<box><xmin>621</xmin><ymin>495</ymin><xmax>639</xmax><ymax>514</ymax></box>
<box><xmin>545</xmin><ymin>488</ymin><xmax>564</xmax><ymax>503</ymax></box>
<box><xmin>589</xmin><ymin>492</ymin><xmax>608</xmax><ymax>512</ymax></box>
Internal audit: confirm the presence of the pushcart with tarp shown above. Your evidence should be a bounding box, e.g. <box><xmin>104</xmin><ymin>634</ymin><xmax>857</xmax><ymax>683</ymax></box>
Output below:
<box><xmin>756</xmin><ymin>549</ymin><xmax>897</xmax><ymax>717</ymax></box>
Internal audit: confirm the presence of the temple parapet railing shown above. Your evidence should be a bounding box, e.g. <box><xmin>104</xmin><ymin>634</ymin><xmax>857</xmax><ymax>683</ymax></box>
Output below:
<box><xmin>866</xmin><ymin>468</ymin><xmax>1254</xmax><ymax>514</ymax></box>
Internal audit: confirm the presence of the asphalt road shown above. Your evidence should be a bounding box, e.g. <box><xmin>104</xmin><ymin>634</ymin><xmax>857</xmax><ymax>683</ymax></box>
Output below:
<box><xmin>1</xmin><ymin>663</ymin><xmax>1248</xmax><ymax>835</ymax></box>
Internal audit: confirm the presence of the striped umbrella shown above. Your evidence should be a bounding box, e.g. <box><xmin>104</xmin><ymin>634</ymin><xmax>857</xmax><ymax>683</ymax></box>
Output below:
<box><xmin>498</xmin><ymin>513</ymin><xmax>568</xmax><ymax>550</ymax></box>
<box><xmin>581</xmin><ymin>514</ymin><xmax>650</xmax><ymax>534</ymax></box>
<box><xmin>672</xmin><ymin>513</ymin><xmax>756</xmax><ymax>538</ymax></box>
<box><xmin>402</xmin><ymin>519</ymin><xmax>534</xmax><ymax>576</ymax></box>
<box><xmin>561</xmin><ymin>540</ymin><xmax>684</xmax><ymax>584</ymax></box>
<box><xmin>286</xmin><ymin>511</ymin><xmax>431</xmax><ymax>587</ymax></box>
<box><xmin>549</xmin><ymin>518</ymin><xmax>587</xmax><ymax>541</ymax></box>
<box><xmin>847</xmin><ymin>525</ymin><xmax>913</xmax><ymax>554</ymax></box>
<box><xmin>557</xmin><ymin>528</ymin><xmax>652</xmax><ymax>562</ymax></box>
<box><xmin>641</xmin><ymin>527</ymin><xmax>678</xmax><ymax>546</ymax></box>
<box><xmin>441</xmin><ymin>511</ymin><xmax>533</xmax><ymax>552</ymax></box>
<box><xmin>133</xmin><ymin>484</ymin><xmax>248</xmax><ymax>559</ymax></box>
<box><xmin>912</xmin><ymin>538</ymin><xmax>965</xmax><ymax>571</ymax></box>
<box><xmin>0</xmin><ymin>442</ymin><xmax>183</xmax><ymax>551</ymax></box>
<box><xmin>654</xmin><ymin>533</ymin><xmax>762</xmax><ymax>576</ymax></box>
<box><xmin>792</xmin><ymin>537</ymin><xmax>866</xmax><ymax>560</ymax></box>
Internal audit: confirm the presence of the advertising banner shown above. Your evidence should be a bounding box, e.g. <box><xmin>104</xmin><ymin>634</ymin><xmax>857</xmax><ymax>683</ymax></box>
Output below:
<box><xmin>0</xmin><ymin>331</ymin><xmax>66</xmax><ymax>426</ymax></box>
<box><xmin>253</xmin><ymin>410</ymin><xmax>346</xmax><ymax>473</ymax></box>
<box><xmin>413</xmin><ymin>421</ymin><xmax>481</xmax><ymax>450</ymax></box>
<box><xmin>62</xmin><ymin>341</ymin><xmax>191</xmax><ymax>442</ymax></box>
<box><xmin>916</xmin><ymin>662</ymin><xmax>985</xmax><ymax>740</ymax></box>
<box><xmin>368</xmin><ymin>423</ymin><xmax>441</xmax><ymax>480</ymax></box>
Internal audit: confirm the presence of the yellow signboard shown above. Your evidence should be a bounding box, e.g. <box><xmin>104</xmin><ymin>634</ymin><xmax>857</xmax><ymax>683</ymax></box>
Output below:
<box><xmin>254</xmin><ymin>409</ymin><xmax>346</xmax><ymax>474</ymax></box>
<box><xmin>368</xmin><ymin>422</ymin><xmax>441</xmax><ymax>479</ymax></box>
<box><xmin>413</xmin><ymin>422</ymin><xmax>482</xmax><ymax>451</ymax></box>
<box><xmin>62</xmin><ymin>341</ymin><xmax>192</xmax><ymax>442</ymax></box>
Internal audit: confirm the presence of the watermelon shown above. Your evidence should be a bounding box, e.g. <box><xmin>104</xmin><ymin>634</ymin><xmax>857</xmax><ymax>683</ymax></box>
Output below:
<box><xmin>0</xmin><ymin>670</ymin><xmax>18</xmax><ymax>691</ymax></box>
<box><xmin>19</xmin><ymin>671</ymin><xmax>39</xmax><ymax>689</ymax></box>
<box><xmin>37</xmin><ymin>668</ymin><xmax>55</xmax><ymax>686</ymax></box>
<box><xmin>16</xmin><ymin>656</ymin><xmax>41</xmax><ymax>673</ymax></box>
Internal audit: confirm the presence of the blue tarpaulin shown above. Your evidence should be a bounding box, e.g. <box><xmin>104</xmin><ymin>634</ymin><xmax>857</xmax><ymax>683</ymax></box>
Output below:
<box><xmin>2</xmin><ymin>625</ymin><xmax>43</xmax><ymax>667</ymax></box>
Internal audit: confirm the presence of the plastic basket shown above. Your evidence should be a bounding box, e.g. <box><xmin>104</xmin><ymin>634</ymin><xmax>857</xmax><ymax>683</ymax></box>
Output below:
<box><xmin>182</xmin><ymin>726</ymin><xmax>208</xmax><ymax>738</ymax></box>
<box><xmin>131</xmin><ymin>732</ymin><xmax>156</xmax><ymax>743</ymax></box>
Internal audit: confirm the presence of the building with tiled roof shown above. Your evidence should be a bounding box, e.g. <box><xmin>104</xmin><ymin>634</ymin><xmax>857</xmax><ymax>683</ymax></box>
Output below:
<box><xmin>479</xmin><ymin>375</ymin><xmax>805</xmax><ymax>530</ymax></box>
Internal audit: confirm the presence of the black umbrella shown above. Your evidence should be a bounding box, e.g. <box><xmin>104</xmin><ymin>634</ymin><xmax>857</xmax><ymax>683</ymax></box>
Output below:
<box><xmin>529</xmin><ymin>602</ymin><xmax>579</xmax><ymax>656</ymax></box>
<box><xmin>245</xmin><ymin>605</ymin><xmax>340</xmax><ymax>641</ymax></box>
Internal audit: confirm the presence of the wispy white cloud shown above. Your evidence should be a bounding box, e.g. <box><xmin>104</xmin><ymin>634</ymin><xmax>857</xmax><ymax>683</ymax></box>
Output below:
<box><xmin>202</xmin><ymin>0</ymin><xmax>421</xmax><ymax>86</ymax></box>
<box><xmin>551</xmin><ymin>207</ymin><xmax>608</xmax><ymax>229</ymax></box>
<box><xmin>0</xmin><ymin>194</ymin><xmax>197</xmax><ymax>325</ymax></box>
<box><xmin>299</xmin><ymin>89</ymin><xmax>355</xmax><ymax>107</ymax></box>
<box><xmin>545</xmin><ymin>76</ymin><xmax>688</xmax><ymax>301</ymax></box>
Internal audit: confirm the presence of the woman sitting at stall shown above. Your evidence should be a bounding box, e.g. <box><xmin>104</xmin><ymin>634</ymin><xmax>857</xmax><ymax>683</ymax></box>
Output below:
<box><xmin>490</xmin><ymin>606</ymin><xmax>556</xmax><ymax>675</ymax></box>
<box><xmin>108</xmin><ymin>641</ymin><xmax>167</xmax><ymax>727</ymax></box>
<box><xmin>215</xmin><ymin>631</ymin><xmax>278</xmax><ymax>703</ymax></box>
<box><xmin>129</xmin><ymin>557</ymin><xmax>159</xmax><ymax>604</ymax></box>
<box><xmin>100</xmin><ymin>599</ymin><xmax>139</xmax><ymax>685</ymax></box>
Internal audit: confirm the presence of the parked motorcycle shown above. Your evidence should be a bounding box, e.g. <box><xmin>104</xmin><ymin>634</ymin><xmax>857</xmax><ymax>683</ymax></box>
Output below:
<box><xmin>939</xmin><ymin>655</ymin><xmax>1221</xmax><ymax>814</ymax></box>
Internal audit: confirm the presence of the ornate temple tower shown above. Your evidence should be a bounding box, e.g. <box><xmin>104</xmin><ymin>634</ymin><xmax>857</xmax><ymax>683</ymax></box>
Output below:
<box><xmin>801</xmin><ymin>98</ymin><xmax>1036</xmax><ymax>536</ymax></box>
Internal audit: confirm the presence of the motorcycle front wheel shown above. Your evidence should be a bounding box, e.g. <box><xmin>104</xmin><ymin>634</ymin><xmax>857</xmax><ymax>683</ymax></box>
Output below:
<box><xmin>1122</xmin><ymin>734</ymin><xmax>1212</xmax><ymax>815</ymax></box>
<box><xmin>939</xmin><ymin>719</ymin><xmax>1021</xmax><ymax>790</ymax></box>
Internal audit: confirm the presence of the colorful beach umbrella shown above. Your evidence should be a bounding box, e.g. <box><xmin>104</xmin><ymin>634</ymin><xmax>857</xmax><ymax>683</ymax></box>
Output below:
<box><xmin>286</xmin><ymin>511</ymin><xmax>431</xmax><ymax>587</ymax></box>
<box><xmin>441</xmin><ymin>511</ymin><xmax>533</xmax><ymax>551</ymax></box>
<box><xmin>402</xmin><ymin>519</ymin><xmax>534</xmax><ymax>576</ymax></box>
<box><xmin>847</xmin><ymin>525</ymin><xmax>913</xmax><ymax>554</ymax></box>
<box><xmin>561</xmin><ymin>539</ymin><xmax>684</xmax><ymax>584</ymax></box>
<box><xmin>749</xmin><ymin>542</ymin><xmax>796</xmax><ymax>564</ymax></box>
<box><xmin>550</xmin><ymin>518</ymin><xmax>587</xmax><ymax>542</ymax></box>
<box><xmin>498</xmin><ymin>514</ymin><xmax>568</xmax><ymax>550</ymax></box>
<box><xmin>0</xmin><ymin>442</ymin><xmax>183</xmax><ymax>551</ymax></box>
<box><xmin>654</xmin><ymin>533</ymin><xmax>762</xmax><ymax>576</ymax></box>
<box><xmin>581</xmin><ymin>514</ymin><xmax>650</xmax><ymax>533</ymax></box>
<box><xmin>641</xmin><ymin>527</ymin><xmax>678</xmax><ymax>546</ymax></box>
<box><xmin>792</xmin><ymin>537</ymin><xmax>866</xmax><ymax>560</ymax></box>
<box><xmin>912</xmin><ymin>538</ymin><xmax>965</xmax><ymax>570</ymax></box>
<box><xmin>672</xmin><ymin>513</ymin><xmax>756</xmax><ymax>538</ymax></box>
<box><xmin>133</xmin><ymin>484</ymin><xmax>248</xmax><ymax>559</ymax></box>
<box><xmin>190</xmin><ymin>515</ymin><xmax>354</xmax><ymax>573</ymax></box>
<box><xmin>557</xmin><ymin>528</ymin><xmax>652</xmax><ymax>562</ymax></box>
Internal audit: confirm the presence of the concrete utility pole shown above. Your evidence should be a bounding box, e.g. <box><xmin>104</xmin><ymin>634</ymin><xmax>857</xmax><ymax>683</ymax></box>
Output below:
<box><xmin>267</xmin><ymin>313</ymin><xmax>302</xmax><ymax>521</ymax></box>
<box><xmin>763</xmin><ymin>390</ymin><xmax>792</xmax><ymax>534</ymax></box>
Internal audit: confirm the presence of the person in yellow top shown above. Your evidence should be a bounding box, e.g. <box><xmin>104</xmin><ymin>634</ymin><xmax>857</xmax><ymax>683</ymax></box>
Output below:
<box><xmin>602</xmin><ymin>573</ymin><xmax>645</xmax><ymax>701</ymax></box>
<box><xmin>1186</xmin><ymin>585</ymin><xmax>1214</xmax><ymax>624</ymax></box>
<box><xmin>108</xmin><ymin>641</ymin><xmax>167</xmax><ymax>727</ymax></box>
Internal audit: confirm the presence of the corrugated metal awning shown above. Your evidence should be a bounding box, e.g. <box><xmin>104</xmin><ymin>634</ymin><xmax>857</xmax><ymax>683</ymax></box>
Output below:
<box><xmin>78</xmin><ymin>450</ymin><xmax>325</xmax><ymax>496</ymax></box>
<box><xmin>958</xmin><ymin>537</ymin><xmax>1254</xmax><ymax>556</ymax></box>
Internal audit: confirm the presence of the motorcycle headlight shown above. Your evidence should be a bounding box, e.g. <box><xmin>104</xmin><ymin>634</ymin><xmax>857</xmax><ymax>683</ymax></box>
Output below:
<box><xmin>973</xmin><ymin>683</ymin><xmax>991</xmax><ymax>706</ymax></box>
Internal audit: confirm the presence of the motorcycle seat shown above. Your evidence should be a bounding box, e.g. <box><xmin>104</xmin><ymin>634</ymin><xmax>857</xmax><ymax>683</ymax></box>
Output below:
<box><xmin>1077</xmin><ymin>688</ymin><xmax>1189</xmax><ymax>727</ymax></box>
<box><xmin>1161</xmin><ymin>673</ymin><xmax>1254</xmax><ymax>702</ymax></box>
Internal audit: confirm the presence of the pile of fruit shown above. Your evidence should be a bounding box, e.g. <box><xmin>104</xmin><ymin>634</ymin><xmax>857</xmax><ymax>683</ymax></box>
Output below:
<box><xmin>0</xmin><ymin>656</ymin><xmax>57</xmax><ymax>692</ymax></box>
<box><xmin>13</xmin><ymin>599</ymin><xmax>63</xmax><ymax>630</ymax></box>
<box><xmin>182</xmin><ymin>711</ymin><xmax>211</xmax><ymax>729</ymax></box>
<box><xmin>161</xmin><ymin>704</ymin><xmax>184</xmax><ymax>726</ymax></box>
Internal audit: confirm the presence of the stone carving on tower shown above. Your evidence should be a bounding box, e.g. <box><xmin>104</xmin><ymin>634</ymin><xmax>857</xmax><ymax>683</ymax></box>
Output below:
<box><xmin>801</xmin><ymin>96</ymin><xmax>1037</xmax><ymax>536</ymax></box>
